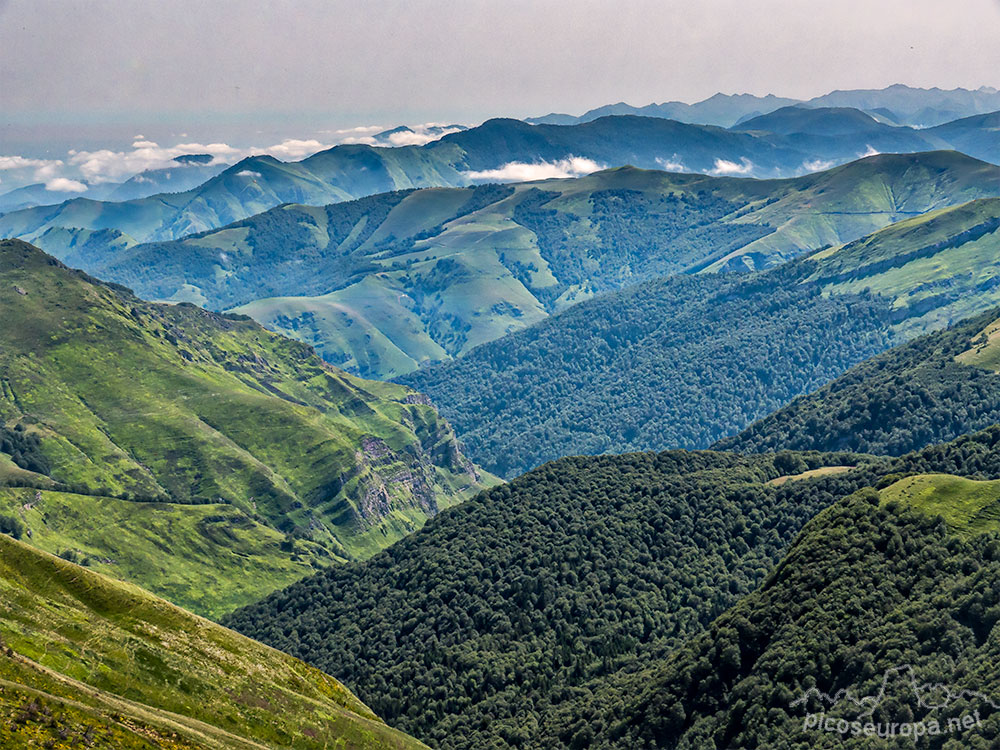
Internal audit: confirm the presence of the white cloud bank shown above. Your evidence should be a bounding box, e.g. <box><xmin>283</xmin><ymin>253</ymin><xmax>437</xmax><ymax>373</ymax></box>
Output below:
<box><xmin>709</xmin><ymin>157</ymin><xmax>755</xmax><ymax>176</ymax></box>
<box><xmin>0</xmin><ymin>120</ymin><xmax>468</xmax><ymax>195</ymax></box>
<box><xmin>44</xmin><ymin>177</ymin><xmax>88</xmax><ymax>192</ymax></box>
<box><xmin>464</xmin><ymin>156</ymin><xmax>603</xmax><ymax>182</ymax></box>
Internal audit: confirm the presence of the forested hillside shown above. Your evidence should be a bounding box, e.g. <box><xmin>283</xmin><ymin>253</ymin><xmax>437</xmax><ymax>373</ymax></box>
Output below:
<box><xmin>718</xmin><ymin>308</ymin><xmax>1000</xmax><ymax>456</ymax></box>
<box><xmin>226</xmin><ymin>426</ymin><xmax>1000</xmax><ymax>750</ymax></box>
<box><xmin>401</xmin><ymin>196</ymin><xmax>1000</xmax><ymax>477</ymax></box>
<box><xmin>399</xmin><ymin>265</ymin><xmax>894</xmax><ymax>477</ymax></box>
<box><xmin>603</xmin><ymin>472</ymin><xmax>1000</xmax><ymax>748</ymax></box>
<box><xmin>225</xmin><ymin>449</ymin><xmax>868</xmax><ymax>750</ymax></box>
<box><xmin>0</xmin><ymin>240</ymin><xmax>490</xmax><ymax>615</ymax></box>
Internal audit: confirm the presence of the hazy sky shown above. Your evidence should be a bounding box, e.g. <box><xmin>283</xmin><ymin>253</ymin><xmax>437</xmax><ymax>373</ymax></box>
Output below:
<box><xmin>1</xmin><ymin>0</ymin><xmax>1000</xmax><ymax>185</ymax></box>
<box><xmin>4</xmin><ymin>0</ymin><xmax>1000</xmax><ymax>128</ymax></box>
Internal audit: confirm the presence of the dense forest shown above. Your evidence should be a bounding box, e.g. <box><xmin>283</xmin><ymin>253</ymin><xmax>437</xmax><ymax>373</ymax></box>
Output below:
<box><xmin>718</xmin><ymin>308</ymin><xmax>1000</xmax><ymax>456</ymax></box>
<box><xmin>602</xmin><ymin>486</ymin><xmax>1000</xmax><ymax>748</ymax></box>
<box><xmin>399</xmin><ymin>264</ymin><xmax>895</xmax><ymax>477</ymax></box>
<box><xmin>226</xmin><ymin>427</ymin><xmax>1000</xmax><ymax>749</ymax></box>
<box><xmin>225</xmin><ymin>448</ymin><xmax>875</xmax><ymax>750</ymax></box>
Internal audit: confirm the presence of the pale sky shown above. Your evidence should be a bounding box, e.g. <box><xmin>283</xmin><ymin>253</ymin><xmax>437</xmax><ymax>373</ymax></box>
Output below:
<box><xmin>1</xmin><ymin>0</ymin><xmax>1000</xmax><ymax>171</ymax></box>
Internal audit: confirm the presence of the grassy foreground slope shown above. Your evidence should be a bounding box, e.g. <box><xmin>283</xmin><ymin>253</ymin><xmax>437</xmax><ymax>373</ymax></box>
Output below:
<box><xmin>0</xmin><ymin>533</ymin><xmax>426</xmax><ymax>750</ymax></box>
<box><xmin>79</xmin><ymin>152</ymin><xmax>1000</xmax><ymax>379</ymax></box>
<box><xmin>0</xmin><ymin>239</ymin><xmax>490</xmax><ymax>614</ymax></box>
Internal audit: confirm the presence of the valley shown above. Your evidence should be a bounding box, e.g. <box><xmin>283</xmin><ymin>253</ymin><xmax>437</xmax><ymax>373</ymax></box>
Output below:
<box><xmin>6</xmin><ymin>16</ymin><xmax>1000</xmax><ymax>745</ymax></box>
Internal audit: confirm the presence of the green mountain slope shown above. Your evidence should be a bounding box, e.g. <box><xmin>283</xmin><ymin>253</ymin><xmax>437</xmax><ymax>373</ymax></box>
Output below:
<box><xmin>603</xmin><ymin>469</ymin><xmax>1000</xmax><ymax>749</ymax></box>
<box><xmin>225</xmin><ymin>448</ymin><xmax>870</xmax><ymax>750</ymax></box>
<box><xmin>398</xmin><ymin>264</ymin><xmax>895</xmax><ymax>477</ymax></box>
<box><xmin>81</xmin><ymin>152</ymin><xmax>1000</xmax><ymax>379</ymax></box>
<box><xmin>401</xmin><ymin>196</ymin><xmax>1000</xmax><ymax>477</ymax></box>
<box><xmin>0</xmin><ymin>533</ymin><xmax>427</xmax><ymax>750</ymax></box>
<box><xmin>0</xmin><ymin>239</ymin><xmax>491</xmax><ymax>615</ymax></box>
<box><xmin>806</xmin><ymin>196</ymin><xmax>1000</xmax><ymax>336</ymax></box>
<box><xmin>225</xmin><ymin>425</ymin><xmax>1000</xmax><ymax>750</ymax></box>
<box><xmin>716</xmin><ymin>308</ymin><xmax>1000</xmax><ymax>456</ymax></box>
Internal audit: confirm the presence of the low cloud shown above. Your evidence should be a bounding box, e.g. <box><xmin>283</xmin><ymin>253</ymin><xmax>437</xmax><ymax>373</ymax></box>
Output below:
<box><xmin>69</xmin><ymin>140</ymin><xmax>244</xmax><ymax>183</ymax></box>
<box><xmin>464</xmin><ymin>156</ymin><xmax>603</xmax><ymax>182</ymax></box>
<box><xmin>709</xmin><ymin>157</ymin><xmax>755</xmax><ymax>176</ymax></box>
<box><xmin>235</xmin><ymin>170</ymin><xmax>263</xmax><ymax>178</ymax></box>
<box><xmin>264</xmin><ymin>139</ymin><xmax>329</xmax><ymax>160</ymax></box>
<box><xmin>802</xmin><ymin>158</ymin><xmax>836</xmax><ymax>172</ymax></box>
<box><xmin>656</xmin><ymin>156</ymin><xmax>687</xmax><ymax>172</ymax></box>
<box><xmin>860</xmin><ymin>145</ymin><xmax>882</xmax><ymax>158</ymax></box>
<box><xmin>44</xmin><ymin>177</ymin><xmax>88</xmax><ymax>192</ymax></box>
<box><xmin>1</xmin><ymin>120</ymin><xmax>465</xmax><ymax>196</ymax></box>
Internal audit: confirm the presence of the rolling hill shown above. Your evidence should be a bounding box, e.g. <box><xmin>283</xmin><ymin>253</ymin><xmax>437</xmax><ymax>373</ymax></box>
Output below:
<box><xmin>65</xmin><ymin>151</ymin><xmax>1000</xmax><ymax>380</ymax></box>
<box><xmin>0</xmin><ymin>532</ymin><xmax>427</xmax><ymax>749</ymax></box>
<box><xmin>400</xmin><ymin>195</ymin><xmax>1000</xmax><ymax>477</ymax></box>
<box><xmin>0</xmin><ymin>239</ymin><xmax>491</xmax><ymax>616</ymax></box>
<box><xmin>225</xmin><ymin>425</ymin><xmax>1000</xmax><ymax>750</ymax></box>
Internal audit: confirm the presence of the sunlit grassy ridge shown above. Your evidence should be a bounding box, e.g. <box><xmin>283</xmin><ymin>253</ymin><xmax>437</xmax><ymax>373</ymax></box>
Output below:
<box><xmin>881</xmin><ymin>473</ymin><xmax>1000</xmax><ymax>537</ymax></box>
<box><xmin>0</xmin><ymin>239</ymin><xmax>491</xmax><ymax>615</ymax></box>
<box><xmin>0</xmin><ymin>533</ymin><xmax>427</xmax><ymax>749</ymax></box>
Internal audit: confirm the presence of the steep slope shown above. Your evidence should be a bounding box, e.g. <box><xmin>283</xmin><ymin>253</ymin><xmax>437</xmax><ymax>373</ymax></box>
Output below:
<box><xmin>0</xmin><ymin>239</ymin><xmax>490</xmax><ymax>615</ymax></box>
<box><xmin>716</xmin><ymin>308</ymin><xmax>1000</xmax><ymax>456</ymax></box>
<box><xmin>806</xmin><ymin>197</ymin><xmax>1000</xmax><ymax>335</ymax></box>
<box><xmin>0</xmin><ymin>532</ymin><xmax>426</xmax><ymax>750</ymax></box>
<box><xmin>88</xmin><ymin>152</ymin><xmax>1000</xmax><ymax>379</ymax></box>
<box><xmin>602</xmin><ymin>470</ymin><xmax>1000</xmax><ymax>749</ymax></box>
<box><xmin>226</xmin><ymin>449</ymin><xmax>870</xmax><ymax>750</ymax></box>
<box><xmin>226</xmin><ymin>427</ymin><xmax>1000</xmax><ymax>750</ymax></box>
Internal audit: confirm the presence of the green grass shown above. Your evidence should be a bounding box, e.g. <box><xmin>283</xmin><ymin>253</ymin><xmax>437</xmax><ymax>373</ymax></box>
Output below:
<box><xmin>0</xmin><ymin>487</ymin><xmax>328</xmax><ymax>619</ymax></box>
<box><xmin>813</xmin><ymin>198</ymin><xmax>1000</xmax><ymax>338</ymax></box>
<box><xmin>0</xmin><ymin>532</ymin><xmax>428</xmax><ymax>749</ymax></box>
<box><xmin>0</xmin><ymin>239</ymin><xmax>493</xmax><ymax>615</ymax></box>
<box><xmin>956</xmin><ymin>316</ymin><xmax>1000</xmax><ymax>371</ymax></box>
<box><xmin>880</xmin><ymin>473</ymin><xmax>1000</xmax><ymax>537</ymax></box>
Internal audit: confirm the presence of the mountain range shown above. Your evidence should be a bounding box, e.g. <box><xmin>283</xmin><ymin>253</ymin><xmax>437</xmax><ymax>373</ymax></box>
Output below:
<box><xmin>529</xmin><ymin>84</ymin><xmax>1000</xmax><ymax>128</ymax></box>
<box><xmin>4</xmin><ymin>105</ymin><xmax>1000</xmax><ymax>257</ymax></box>
<box><xmin>23</xmin><ymin>150</ymin><xmax>1000</xmax><ymax>380</ymax></box>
